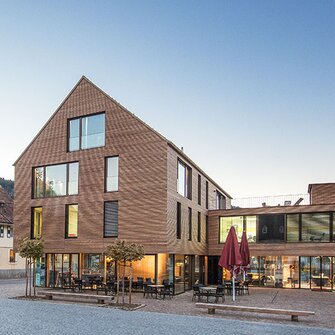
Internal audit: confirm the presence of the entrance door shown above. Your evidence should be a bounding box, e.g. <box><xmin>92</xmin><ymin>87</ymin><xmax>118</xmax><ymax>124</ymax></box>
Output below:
<box><xmin>311</xmin><ymin>256</ymin><xmax>332</xmax><ymax>290</ymax></box>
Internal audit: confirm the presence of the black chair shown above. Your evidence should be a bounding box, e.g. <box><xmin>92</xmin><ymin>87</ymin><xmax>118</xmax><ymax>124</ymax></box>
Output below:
<box><xmin>192</xmin><ymin>285</ymin><xmax>202</xmax><ymax>302</ymax></box>
<box><xmin>214</xmin><ymin>285</ymin><xmax>225</xmax><ymax>303</ymax></box>
<box><xmin>143</xmin><ymin>284</ymin><xmax>157</xmax><ymax>299</ymax></box>
<box><xmin>136</xmin><ymin>277</ymin><xmax>144</xmax><ymax>291</ymax></box>
<box><xmin>72</xmin><ymin>278</ymin><xmax>83</xmax><ymax>292</ymax></box>
<box><xmin>159</xmin><ymin>284</ymin><xmax>173</xmax><ymax>299</ymax></box>
<box><xmin>241</xmin><ymin>281</ymin><xmax>249</xmax><ymax>295</ymax></box>
<box><xmin>146</xmin><ymin>278</ymin><xmax>153</xmax><ymax>284</ymax></box>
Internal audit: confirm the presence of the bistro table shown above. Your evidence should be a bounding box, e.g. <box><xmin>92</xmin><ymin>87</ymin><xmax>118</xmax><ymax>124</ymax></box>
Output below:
<box><xmin>199</xmin><ymin>286</ymin><xmax>217</xmax><ymax>302</ymax></box>
<box><xmin>147</xmin><ymin>285</ymin><xmax>164</xmax><ymax>299</ymax></box>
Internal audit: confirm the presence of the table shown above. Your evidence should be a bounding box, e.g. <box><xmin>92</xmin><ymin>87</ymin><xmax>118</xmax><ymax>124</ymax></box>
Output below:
<box><xmin>199</xmin><ymin>286</ymin><xmax>217</xmax><ymax>302</ymax></box>
<box><xmin>145</xmin><ymin>284</ymin><xmax>165</xmax><ymax>299</ymax></box>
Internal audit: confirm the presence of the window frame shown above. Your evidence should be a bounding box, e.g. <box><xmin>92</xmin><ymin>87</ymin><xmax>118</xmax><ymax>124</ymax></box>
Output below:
<box><xmin>177</xmin><ymin>159</ymin><xmax>192</xmax><ymax>200</ymax></box>
<box><xmin>31</xmin><ymin>207</ymin><xmax>43</xmax><ymax>239</ymax></box>
<box><xmin>197</xmin><ymin>212</ymin><xmax>201</xmax><ymax>242</ymax></box>
<box><xmin>32</xmin><ymin>161</ymin><xmax>79</xmax><ymax>199</ymax></box>
<box><xmin>9</xmin><ymin>249</ymin><xmax>15</xmax><ymax>263</ymax></box>
<box><xmin>65</xmin><ymin>204</ymin><xmax>78</xmax><ymax>239</ymax></box>
<box><xmin>105</xmin><ymin>156</ymin><xmax>119</xmax><ymax>193</ymax></box>
<box><xmin>205</xmin><ymin>181</ymin><xmax>209</xmax><ymax>209</ymax></box>
<box><xmin>7</xmin><ymin>226</ymin><xmax>12</xmax><ymax>238</ymax></box>
<box><xmin>67</xmin><ymin>112</ymin><xmax>106</xmax><ymax>152</ymax></box>
<box><xmin>188</xmin><ymin>207</ymin><xmax>192</xmax><ymax>241</ymax></box>
<box><xmin>104</xmin><ymin>201</ymin><xmax>119</xmax><ymax>238</ymax></box>
<box><xmin>177</xmin><ymin>202</ymin><xmax>181</xmax><ymax>239</ymax></box>
<box><xmin>0</xmin><ymin>225</ymin><xmax>4</xmax><ymax>238</ymax></box>
<box><xmin>198</xmin><ymin>174</ymin><xmax>201</xmax><ymax>205</ymax></box>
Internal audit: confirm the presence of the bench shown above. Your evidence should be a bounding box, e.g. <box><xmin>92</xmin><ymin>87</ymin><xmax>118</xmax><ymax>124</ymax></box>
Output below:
<box><xmin>195</xmin><ymin>303</ymin><xmax>315</xmax><ymax>321</ymax></box>
<box><xmin>38</xmin><ymin>290</ymin><xmax>114</xmax><ymax>304</ymax></box>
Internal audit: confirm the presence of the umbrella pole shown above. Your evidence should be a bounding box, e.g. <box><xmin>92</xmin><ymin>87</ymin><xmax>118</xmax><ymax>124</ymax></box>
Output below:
<box><xmin>232</xmin><ymin>267</ymin><xmax>236</xmax><ymax>302</ymax></box>
<box><xmin>243</xmin><ymin>270</ymin><xmax>246</xmax><ymax>282</ymax></box>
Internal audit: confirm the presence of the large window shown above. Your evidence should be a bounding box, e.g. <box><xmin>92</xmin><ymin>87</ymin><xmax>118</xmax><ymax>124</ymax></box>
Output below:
<box><xmin>287</xmin><ymin>214</ymin><xmax>300</xmax><ymax>242</ymax></box>
<box><xmin>104</xmin><ymin>201</ymin><xmax>118</xmax><ymax>237</ymax></box>
<box><xmin>258</xmin><ymin>214</ymin><xmax>285</xmax><ymax>242</ymax></box>
<box><xmin>245</xmin><ymin>216</ymin><xmax>256</xmax><ymax>243</ymax></box>
<box><xmin>31</xmin><ymin>207</ymin><xmax>43</xmax><ymax>239</ymax></box>
<box><xmin>177</xmin><ymin>160</ymin><xmax>192</xmax><ymax>199</ymax></box>
<box><xmin>301</xmin><ymin>213</ymin><xmax>330</xmax><ymax>242</ymax></box>
<box><xmin>219</xmin><ymin>216</ymin><xmax>243</xmax><ymax>243</ymax></box>
<box><xmin>68</xmin><ymin>113</ymin><xmax>105</xmax><ymax>151</ymax></box>
<box><xmin>105</xmin><ymin>156</ymin><xmax>119</xmax><ymax>192</ymax></box>
<box><xmin>66</xmin><ymin>204</ymin><xmax>78</xmax><ymax>238</ymax></box>
<box><xmin>33</xmin><ymin>162</ymin><xmax>78</xmax><ymax>198</ymax></box>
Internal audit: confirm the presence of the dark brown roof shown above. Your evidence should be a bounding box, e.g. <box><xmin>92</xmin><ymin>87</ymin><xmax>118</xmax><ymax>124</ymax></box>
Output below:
<box><xmin>0</xmin><ymin>186</ymin><xmax>13</xmax><ymax>224</ymax></box>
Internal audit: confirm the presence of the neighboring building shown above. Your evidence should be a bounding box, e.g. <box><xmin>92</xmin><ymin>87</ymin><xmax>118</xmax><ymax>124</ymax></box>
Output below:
<box><xmin>13</xmin><ymin>76</ymin><xmax>231</xmax><ymax>293</ymax></box>
<box><xmin>0</xmin><ymin>187</ymin><xmax>25</xmax><ymax>278</ymax></box>
<box><xmin>209</xmin><ymin>183</ymin><xmax>335</xmax><ymax>291</ymax></box>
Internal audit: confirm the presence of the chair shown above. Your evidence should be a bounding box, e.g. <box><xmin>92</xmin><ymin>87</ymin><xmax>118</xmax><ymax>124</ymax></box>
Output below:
<box><xmin>145</xmin><ymin>278</ymin><xmax>153</xmax><ymax>284</ymax></box>
<box><xmin>241</xmin><ymin>281</ymin><xmax>249</xmax><ymax>295</ymax></box>
<box><xmin>72</xmin><ymin>278</ymin><xmax>83</xmax><ymax>292</ymax></box>
<box><xmin>214</xmin><ymin>285</ymin><xmax>225</xmax><ymax>303</ymax></box>
<box><xmin>192</xmin><ymin>285</ymin><xmax>202</xmax><ymax>302</ymax></box>
<box><xmin>143</xmin><ymin>284</ymin><xmax>157</xmax><ymax>299</ymax></box>
<box><xmin>159</xmin><ymin>284</ymin><xmax>173</xmax><ymax>299</ymax></box>
<box><xmin>136</xmin><ymin>277</ymin><xmax>144</xmax><ymax>291</ymax></box>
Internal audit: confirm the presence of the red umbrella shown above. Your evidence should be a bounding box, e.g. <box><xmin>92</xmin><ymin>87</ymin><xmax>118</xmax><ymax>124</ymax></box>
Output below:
<box><xmin>218</xmin><ymin>226</ymin><xmax>242</xmax><ymax>301</ymax></box>
<box><xmin>239</xmin><ymin>231</ymin><xmax>250</xmax><ymax>280</ymax></box>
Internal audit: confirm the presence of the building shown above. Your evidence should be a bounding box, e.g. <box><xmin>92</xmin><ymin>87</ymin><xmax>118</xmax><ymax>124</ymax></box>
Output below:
<box><xmin>0</xmin><ymin>187</ymin><xmax>25</xmax><ymax>278</ymax></box>
<box><xmin>13</xmin><ymin>76</ymin><xmax>231</xmax><ymax>293</ymax></box>
<box><xmin>208</xmin><ymin>183</ymin><xmax>335</xmax><ymax>291</ymax></box>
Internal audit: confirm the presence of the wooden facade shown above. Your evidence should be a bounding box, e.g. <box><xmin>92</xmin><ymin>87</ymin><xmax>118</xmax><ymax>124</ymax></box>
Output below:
<box><xmin>13</xmin><ymin>76</ymin><xmax>231</xmax><ymax>257</ymax></box>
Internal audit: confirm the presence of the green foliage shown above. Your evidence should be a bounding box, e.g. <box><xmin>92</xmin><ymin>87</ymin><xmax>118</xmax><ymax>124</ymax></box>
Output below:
<box><xmin>0</xmin><ymin>178</ymin><xmax>14</xmax><ymax>198</ymax></box>
<box><xmin>105</xmin><ymin>240</ymin><xmax>144</xmax><ymax>263</ymax></box>
<box><xmin>18</xmin><ymin>237</ymin><xmax>44</xmax><ymax>259</ymax></box>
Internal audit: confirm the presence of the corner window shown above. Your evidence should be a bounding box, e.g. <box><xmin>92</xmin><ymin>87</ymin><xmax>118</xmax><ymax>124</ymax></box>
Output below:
<box><xmin>66</xmin><ymin>204</ymin><xmax>78</xmax><ymax>238</ymax></box>
<box><xmin>31</xmin><ymin>207</ymin><xmax>43</xmax><ymax>239</ymax></box>
<box><xmin>68</xmin><ymin>113</ymin><xmax>105</xmax><ymax>151</ymax></box>
<box><xmin>9</xmin><ymin>249</ymin><xmax>15</xmax><ymax>263</ymax></box>
<box><xmin>105</xmin><ymin>156</ymin><xmax>119</xmax><ymax>192</ymax></box>
<box><xmin>177</xmin><ymin>160</ymin><xmax>192</xmax><ymax>199</ymax></box>
<box><xmin>104</xmin><ymin>201</ymin><xmax>118</xmax><ymax>237</ymax></box>
<box><xmin>33</xmin><ymin>162</ymin><xmax>78</xmax><ymax>198</ymax></box>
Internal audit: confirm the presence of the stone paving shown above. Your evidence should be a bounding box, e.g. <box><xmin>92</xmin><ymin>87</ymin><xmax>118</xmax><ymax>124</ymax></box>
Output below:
<box><xmin>1</xmin><ymin>279</ymin><xmax>335</xmax><ymax>331</ymax></box>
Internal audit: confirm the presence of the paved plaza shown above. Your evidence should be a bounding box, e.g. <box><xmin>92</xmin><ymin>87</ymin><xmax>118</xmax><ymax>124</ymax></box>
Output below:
<box><xmin>0</xmin><ymin>279</ymin><xmax>334</xmax><ymax>334</ymax></box>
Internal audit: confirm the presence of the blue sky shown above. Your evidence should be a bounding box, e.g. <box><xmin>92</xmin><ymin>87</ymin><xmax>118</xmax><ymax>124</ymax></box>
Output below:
<box><xmin>0</xmin><ymin>1</ymin><xmax>334</xmax><ymax>197</ymax></box>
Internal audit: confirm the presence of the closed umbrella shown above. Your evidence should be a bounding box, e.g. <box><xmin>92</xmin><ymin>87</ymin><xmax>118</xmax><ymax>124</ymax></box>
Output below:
<box><xmin>240</xmin><ymin>231</ymin><xmax>250</xmax><ymax>281</ymax></box>
<box><xmin>218</xmin><ymin>226</ymin><xmax>242</xmax><ymax>301</ymax></box>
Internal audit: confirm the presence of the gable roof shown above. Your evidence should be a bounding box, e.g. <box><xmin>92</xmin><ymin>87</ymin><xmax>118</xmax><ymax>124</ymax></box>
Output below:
<box><xmin>0</xmin><ymin>186</ymin><xmax>13</xmax><ymax>224</ymax></box>
<box><xmin>13</xmin><ymin>76</ymin><xmax>231</xmax><ymax>198</ymax></box>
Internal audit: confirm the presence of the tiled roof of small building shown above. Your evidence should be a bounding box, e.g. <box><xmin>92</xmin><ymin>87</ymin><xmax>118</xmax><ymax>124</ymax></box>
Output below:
<box><xmin>0</xmin><ymin>186</ymin><xmax>13</xmax><ymax>224</ymax></box>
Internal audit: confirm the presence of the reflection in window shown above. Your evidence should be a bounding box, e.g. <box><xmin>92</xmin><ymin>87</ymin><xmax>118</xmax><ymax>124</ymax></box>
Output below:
<box><xmin>216</xmin><ymin>191</ymin><xmax>226</xmax><ymax>209</ymax></box>
<box><xmin>33</xmin><ymin>162</ymin><xmax>79</xmax><ymax>198</ymax></box>
<box><xmin>287</xmin><ymin>214</ymin><xmax>300</xmax><ymax>242</ymax></box>
<box><xmin>177</xmin><ymin>160</ymin><xmax>192</xmax><ymax>199</ymax></box>
<box><xmin>66</xmin><ymin>204</ymin><xmax>78</xmax><ymax>238</ymax></box>
<box><xmin>68</xmin><ymin>113</ymin><xmax>105</xmax><ymax>151</ymax></box>
<box><xmin>219</xmin><ymin>216</ymin><xmax>243</xmax><ymax>243</ymax></box>
<box><xmin>46</xmin><ymin>164</ymin><xmax>67</xmax><ymax>196</ymax></box>
<box><xmin>174</xmin><ymin>255</ymin><xmax>185</xmax><ymax>294</ymax></box>
<box><xmin>301</xmin><ymin>213</ymin><xmax>330</xmax><ymax>242</ymax></box>
<box><xmin>106</xmin><ymin>156</ymin><xmax>119</xmax><ymax>192</ymax></box>
<box><xmin>68</xmin><ymin>162</ymin><xmax>79</xmax><ymax>195</ymax></box>
<box><xmin>32</xmin><ymin>207</ymin><xmax>43</xmax><ymax>239</ymax></box>
<box><xmin>245</xmin><ymin>216</ymin><xmax>256</xmax><ymax>243</ymax></box>
<box><xmin>258</xmin><ymin>214</ymin><xmax>284</xmax><ymax>242</ymax></box>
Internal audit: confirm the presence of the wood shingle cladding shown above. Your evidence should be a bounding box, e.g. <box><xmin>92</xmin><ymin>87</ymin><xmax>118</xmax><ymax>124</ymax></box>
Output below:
<box><xmin>13</xmin><ymin>77</ymin><xmax>230</xmax><ymax>256</ymax></box>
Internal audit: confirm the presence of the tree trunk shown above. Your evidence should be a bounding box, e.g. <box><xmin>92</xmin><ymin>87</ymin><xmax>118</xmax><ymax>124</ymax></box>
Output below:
<box><xmin>25</xmin><ymin>258</ymin><xmax>28</xmax><ymax>297</ymax></box>
<box><xmin>29</xmin><ymin>258</ymin><xmax>32</xmax><ymax>297</ymax></box>
<box><xmin>122</xmin><ymin>261</ymin><xmax>126</xmax><ymax>304</ymax></box>
<box><xmin>33</xmin><ymin>258</ymin><xmax>36</xmax><ymax>297</ymax></box>
<box><xmin>129</xmin><ymin>263</ymin><xmax>132</xmax><ymax>305</ymax></box>
<box><xmin>116</xmin><ymin>263</ymin><xmax>120</xmax><ymax>304</ymax></box>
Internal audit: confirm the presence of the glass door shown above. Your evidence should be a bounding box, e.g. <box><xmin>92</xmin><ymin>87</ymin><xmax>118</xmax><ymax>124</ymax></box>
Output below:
<box><xmin>321</xmin><ymin>257</ymin><xmax>332</xmax><ymax>290</ymax></box>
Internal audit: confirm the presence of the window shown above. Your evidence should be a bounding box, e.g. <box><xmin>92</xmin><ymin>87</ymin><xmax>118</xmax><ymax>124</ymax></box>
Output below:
<box><xmin>104</xmin><ymin>201</ymin><xmax>118</xmax><ymax>237</ymax></box>
<box><xmin>0</xmin><ymin>226</ymin><xmax>3</xmax><ymax>238</ymax></box>
<box><xmin>301</xmin><ymin>213</ymin><xmax>330</xmax><ymax>242</ymax></box>
<box><xmin>188</xmin><ymin>207</ymin><xmax>192</xmax><ymax>241</ymax></box>
<box><xmin>197</xmin><ymin>212</ymin><xmax>201</xmax><ymax>242</ymax></box>
<box><xmin>177</xmin><ymin>160</ymin><xmax>192</xmax><ymax>199</ymax></box>
<box><xmin>7</xmin><ymin>226</ymin><xmax>12</xmax><ymax>238</ymax></box>
<box><xmin>177</xmin><ymin>202</ymin><xmax>181</xmax><ymax>239</ymax></box>
<box><xmin>286</xmin><ymin>214</ymin><xmax>300</xmax><ymax>242</ymax></box>
<box><xmin>68</xmin><ymin>113</ymin><xmax>105</xmax><ymax>151</ymax></box>
<box><xmin>205</xmin><ymin>181</ymin><xmax>209</xmax><ymax>209</ymax></box>
<box><xmin>106</xmin><ymin>156</ymin><xmax>119</xmax><ymax>192</ymax></box>
<box><xmin>31</xmin><ymin>207</ymin><xmax>43</xmax><ymax>239</ymax></box>
<box><xmin>198</xmin><ymin>174</ymin><xmax>201</xmax><ymax>205</ymax></box>
<box><xmin>205</xmin><ymin>215</ymin><xmax>208</xmax><ymax>243</ymax></box>
<box><xmin>216</xmin><ymin>191</ymin><xmax>226</xmax><ymax>210</ymax></box>
<box><xmin>65</xmin><ymin>204</ymin><xmax>78</xmax><ymax>238</ymax></box>
<box><xmin>9</xmin><ymin>249</ymin><xmax>15</xmax><ymax>263</ymax></box>
<box><xmin>219</xmin><ymin>216</ymin><xmax>243</xmax><ymax>243</ymax></box>
<box><xmin>245</xmin><ymin>216</ymin><xmax>257</xmax><ymax>243</ymax></box>
<box><xmin>258</xmin><ymin>214</ymin><xmax>285</xmax><ymax>242</ymax></box>
<box><xmin>33</xmin><ymin>162</ymin><xmax>78</xmax><ymax>198</ymax></box>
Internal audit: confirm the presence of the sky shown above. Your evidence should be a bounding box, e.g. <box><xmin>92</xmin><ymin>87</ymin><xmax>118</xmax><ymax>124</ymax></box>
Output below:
<box><xmin>0</xmin><ymin>1</ymin><xmax>334</xmax><ymax>198</ymax></box>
